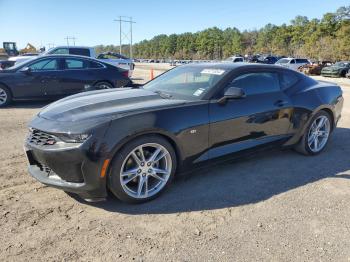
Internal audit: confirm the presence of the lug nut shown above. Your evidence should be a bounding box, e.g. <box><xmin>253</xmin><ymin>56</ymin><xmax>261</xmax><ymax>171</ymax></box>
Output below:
<box><xmin>141</xmin><ymin>162</ymin><xmax>145</xmax><ymax>166</ymax></box>
<box><xmin>147</xmin><ymin>162</ymin><xmax>151</xmax><ymax>166</ymax></box>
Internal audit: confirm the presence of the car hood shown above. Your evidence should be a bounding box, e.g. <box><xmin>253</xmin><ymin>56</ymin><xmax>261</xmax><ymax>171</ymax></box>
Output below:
<box><xmin>38</xmin><ymin>88</ymin><xmax>187</xmax><ymax>122</ymax></box>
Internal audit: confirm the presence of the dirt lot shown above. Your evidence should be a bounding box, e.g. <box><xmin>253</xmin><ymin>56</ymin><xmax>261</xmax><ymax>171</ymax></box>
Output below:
<box><xmin>1</xmin><ymin>65</ymin><xmax>350</xmax><ymax>261</ymax></box>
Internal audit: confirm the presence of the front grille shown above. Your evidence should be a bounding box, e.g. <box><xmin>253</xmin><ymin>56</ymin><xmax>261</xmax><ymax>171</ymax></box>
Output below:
<box><xmin>27</xmin><ymin>129</ymin><xmax>57</xmax><ymax>146</ymax></box>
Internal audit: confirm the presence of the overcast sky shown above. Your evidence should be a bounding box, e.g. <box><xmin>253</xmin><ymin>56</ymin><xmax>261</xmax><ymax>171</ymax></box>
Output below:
<box><xmin>0</xmin><ymin>0</ymin><xmax>348</xmax><ymax>49</ymax></box>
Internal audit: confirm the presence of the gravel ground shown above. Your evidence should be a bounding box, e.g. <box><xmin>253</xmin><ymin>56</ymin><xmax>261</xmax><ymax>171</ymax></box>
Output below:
<box><xmin>1</xmin><ymin>65</ymin><xmax>350</xmax><ymax>261</ymax></box>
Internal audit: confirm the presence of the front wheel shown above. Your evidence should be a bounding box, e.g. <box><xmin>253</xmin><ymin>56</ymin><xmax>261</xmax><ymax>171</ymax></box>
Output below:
<box><xmin>0</xmin><ymin>85</ymin><xmax>12</xmax><ymax>107</ymax></box>
<box><xmin>94</xmin><ymin>81</ymin><xmax>113</xmax><ymax>89</ymax></box>
<box><xmin>295</xmin><ymin>111</ymin><xmax>332</xmax><ymax>155</ymax></box>
<box><xmin>108</xmin><ymin>136</ymin><xmax>177</xmax><ymax>203</ymax></box>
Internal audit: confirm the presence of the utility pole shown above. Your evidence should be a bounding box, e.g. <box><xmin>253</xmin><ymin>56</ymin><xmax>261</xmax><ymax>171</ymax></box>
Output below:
<box><xmin>47</xmin><ymin>43</ymin><xmax>55</xmax><ymax>49</ymax></box>
<box><xmin>113</xmin><ymin>16</ymin><xmax>135</xmax><ymax>58</ymax></box>
<box><xmin>64</xmin><ymin>36</ymin><xmax>77</xmax><ymax>46</ymax></box>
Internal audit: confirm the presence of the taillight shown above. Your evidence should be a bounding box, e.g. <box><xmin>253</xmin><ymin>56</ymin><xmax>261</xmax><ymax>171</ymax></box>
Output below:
<box><xmin>121</xmin><ymin>70</ymin><xmax>129</xmax><ymax>78</ymax></box>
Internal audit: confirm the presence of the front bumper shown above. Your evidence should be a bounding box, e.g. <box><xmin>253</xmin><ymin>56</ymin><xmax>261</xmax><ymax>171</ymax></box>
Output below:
<box><xmin>321</xmin><ymin>71</ymin><xmax>340</xmax><ymax>77</ymax></box>
<box><xmin>25</xmin><ymin>139</ymin><xmax>108</xmax><ymax>200</ymax></box>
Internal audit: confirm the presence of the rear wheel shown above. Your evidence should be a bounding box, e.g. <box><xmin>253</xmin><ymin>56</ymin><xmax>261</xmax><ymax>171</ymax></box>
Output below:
<box><xmin>108</xmin><ymin>135</ymin><xmax>177</xmax><ymax>203</ymax></box>
<box><xmin>94</xmin><ymin>81</ymin><xmax>113</xmax><ymax>89</ymax></box>
<box><xmin>295</xmin><ymin>111</ymin><xmax>332</xmax><ymax>155</ymax></box>
<box><xmin>0</xmin><ymin>85</ymin><xmax>12</xmax><ymax>107</ymax></box>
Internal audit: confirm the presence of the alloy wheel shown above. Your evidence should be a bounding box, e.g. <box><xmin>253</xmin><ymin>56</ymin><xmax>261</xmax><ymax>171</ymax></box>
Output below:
<box><xmin>98</xmin><ymin>83</ymin><xmax>112</xmax><ymax>89</ymax></box>
<box><xmin>0</xmin><ymin>87</ymin><xmax>8</xmax><ymax>105</ymax></box>
<box><xmin>307</xmin><ymin>115</ymin><xmax>330</xmax><ymax>153</ymax></box>
<box><xmin>120</xmin><ymin>143</ymin><xmax>172</xmax><ymax>199</ymax></box>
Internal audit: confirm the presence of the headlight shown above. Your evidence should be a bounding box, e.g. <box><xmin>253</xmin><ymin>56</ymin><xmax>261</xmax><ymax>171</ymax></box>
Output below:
<box><xmin>56</xmin><ymin>133</ymin><xmax>90</xmax><ymax>143</ymax></box>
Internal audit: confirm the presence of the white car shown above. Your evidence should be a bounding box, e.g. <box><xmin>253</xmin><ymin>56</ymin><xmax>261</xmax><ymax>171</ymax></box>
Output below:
<box><xmin>225</xmin><ymin>56</ymin><xmax>244</xmax><ymax>63</ymax></box>
<box><xmin>8</xmin><ymin>53</ymin><xmax>38</xmax><ymax>65</ymax></box>
<box><xmin>276</xmin><ymin>58</ymin><xmax>310</xmax><ymax>71</ymax></box>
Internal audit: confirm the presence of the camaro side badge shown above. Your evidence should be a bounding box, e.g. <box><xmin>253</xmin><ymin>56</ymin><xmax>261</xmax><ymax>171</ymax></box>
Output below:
<box><xmin>190</xmin><ymin>129</ymin><xmax>197</xmax><ymax>134</ymax></box>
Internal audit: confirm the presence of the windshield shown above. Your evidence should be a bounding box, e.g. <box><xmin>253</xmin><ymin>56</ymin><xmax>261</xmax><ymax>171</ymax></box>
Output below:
<box><xmin>143</xmin><ymin>66</ymin><xmax>228</xmax><ymax>100</ymax></box>
<box><xmin>277</xmin><ymin>58</ymin><xmax>290</xmax><ymax>64</ymax></box>
<box><xmin>334</xmin><ymin>62</ymin><xmax>349</xmax><ymax>67</ymax></box>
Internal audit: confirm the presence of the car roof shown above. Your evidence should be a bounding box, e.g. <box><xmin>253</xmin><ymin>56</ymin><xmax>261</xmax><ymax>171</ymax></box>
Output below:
<box><xmin>37</xmin><ymin>54</ymin><xmax>98</xmax><ymax>61</ymax></box>
<box><xmin>50</xmin><ymin>46</ymin><xmax>92</xmax><ymax>49</ymax></box>
<box><xmin>180</xmin><ymin>62</ymin><xmax>285</xmax><ymax>71</ymax></box>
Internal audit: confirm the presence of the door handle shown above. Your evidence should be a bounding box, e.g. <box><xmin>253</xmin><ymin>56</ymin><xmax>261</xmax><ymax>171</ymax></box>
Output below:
<box><xmin>274</xmin><ymin>100</ymin><xmax>288</xmax><ymax>107</ymax></box>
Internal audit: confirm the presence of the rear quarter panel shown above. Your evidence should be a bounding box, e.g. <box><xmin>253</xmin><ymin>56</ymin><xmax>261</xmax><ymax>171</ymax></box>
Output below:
<box><xmin>284</xmin><ymin>78</ymin><xmax>343</xmax><ymax>145</ymax></box>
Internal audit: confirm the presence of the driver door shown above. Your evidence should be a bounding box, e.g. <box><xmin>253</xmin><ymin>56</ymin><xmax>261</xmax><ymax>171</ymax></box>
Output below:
<box><xmin>11</xmin><ymin>58</ymin><xmax>61</xmax><ymax>98</ymax></box>
<box><xmin>208</xmin><ymin>70</ymin><xmax>293</xmax><ymax>159</ymax></box>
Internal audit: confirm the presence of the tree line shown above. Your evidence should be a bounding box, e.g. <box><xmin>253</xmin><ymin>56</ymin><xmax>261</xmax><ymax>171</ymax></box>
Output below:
<box><xmin>96</xmin><ymin>6</ymin><xmax>350</xmax><ymax>61</ymax></box>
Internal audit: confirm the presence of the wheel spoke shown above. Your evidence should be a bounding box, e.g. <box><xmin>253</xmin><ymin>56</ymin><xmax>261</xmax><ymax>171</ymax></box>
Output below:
<box><xmin>137</xmin><ymin>146</ymin><xmax>146</xmax><ymax>162</ymax></box>
<box><xmin>308</xmin><ymin>133</ymin><xmax>316</xmax><ymax>145</ymax></box>
<box><xmin>131</xmin><ymin>152</ymin><xmax>142</xmax><ymax>166</ymax></box>
<box><xmin>150</xmin><ymin>172</ymin><xmax>166</xmax><ymax>182</ymax></box>
<box><xmin>313</xmin><ymin>136</ymin><xmax>319</xmax><ymax>150</ymax></box>
<box><xmin>153</xmin><ymin>167</ymin><xmax>168</xmax><ymax>174</ymax></box>
<box><xmin>137</xmin><ymin>177</ymin><xmax>146</xmax><ymax>196</ymax></box>
<box><xmin>121</xmin><ymin>169</ymin><xmax>139</xmax><ymax>185</ymax></box>
<box><xmin>144</xmin><ymin>177</ymin><xmax>148</xmax><ymax>197</ymax></box>
<box><xmin>317</xmin><ymin>117</ymin><xmax>326</xmax><ymax>129</ymax></box>
<box><xmin>154</xmin><ymin>151</ymin><xmax>168</xmax><ymax>162</ymax></box>
<box><xmin>148</xmin><ymin>147</ymin><xmax>161</xmax><ymax>162</ymax></box>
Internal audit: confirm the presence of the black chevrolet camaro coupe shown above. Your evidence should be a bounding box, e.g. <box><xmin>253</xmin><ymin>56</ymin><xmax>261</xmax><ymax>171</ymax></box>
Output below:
<box><xmin>0</xmin><ymin>55</ymin><xmax>130</xmax><ymax>107</ymax></box>
<box><xmin>24</xmin><ymin>63</ymin><xmax>343</xmax><ymax>203</ymax></box>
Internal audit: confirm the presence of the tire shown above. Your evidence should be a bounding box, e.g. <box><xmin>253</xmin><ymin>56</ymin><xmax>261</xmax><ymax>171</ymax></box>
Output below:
<box><xmin>294</xmin><ymin>110</ymin><xmax>332</xmax><ymax>155</ymax></box>
<box><xmin>94</xmin><ymin>81</ymin><xmax>113</xmax><ymax>90</ymax></box>
<box><xmin>0</xmin><ymin>85</ymin><xmax>12</xmax><ymax>107</ymax></box>
<box><xmin>108</xmin><ymin>135</ymin><xmax>177</xmax><ymax>203</ymax></box>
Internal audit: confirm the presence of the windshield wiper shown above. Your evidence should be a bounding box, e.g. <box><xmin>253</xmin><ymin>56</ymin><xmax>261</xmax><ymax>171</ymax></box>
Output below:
<box><xmin>153</xmin><ymin>90</ymin><xmax>172</xmax><ymax>99</ymax></box>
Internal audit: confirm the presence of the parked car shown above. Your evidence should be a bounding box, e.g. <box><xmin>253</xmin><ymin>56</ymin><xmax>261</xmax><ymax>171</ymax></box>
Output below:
<box><xmin>0</xmin><ymin>60</ymin><xmax>15</xmax><ymax>70</ymax></box>
<box><xmin>24</xmin><ymin>63</ymin><xmax>343</xmax><ymax>203</ymax></box>
<box><xmin>256</xmin><ymin>55</ymin><xmax>278</xmax><ymax>64</ymax></box>
<box><xmin>0</xmin><ymin>54</ymin><xmax>130</xmax><ymax>107</ymax></box>
<box><xmin>225</xmin><ymin>56</ymin><xmax>244</xmax><ymax>62</ymax></box>
<box><xmin>97</xmin><ymin>52</ymin><xmax>135</xmax><ymax>75</ymax></box>
<box><xmin>321</xmin><ymin>61</ymin><xmax>350</xmax><ymax>77</ymax></box>
<box><xmin>276</xmin><ymin>58</ymin><xmax>310</xmax><ymax>71</ymax></box>
<box><xmin>8</xmin><ymin>53</ymin><xmax>38</xmax><ymax>65</ymax></box>
<box><xmin>13</xmin><ymin>46</ymin><xmax>135</xmax><ymax>76</ymax></box>
<box><xmin>298</xmin><ymin>61</ymin><xmax>332</xmax><ymax>75</ymax></box>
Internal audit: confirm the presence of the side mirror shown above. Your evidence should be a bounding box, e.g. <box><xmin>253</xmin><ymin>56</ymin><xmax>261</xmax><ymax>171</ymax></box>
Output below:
<box><xmin>218</xmin><ymin>86</ymin><xmax>245</xmax><ymax>104</ymax></box>
<box><xmin>20</xmin><ymin>67</ymin><xmax>31</xmax><ymax>74</ymax></box>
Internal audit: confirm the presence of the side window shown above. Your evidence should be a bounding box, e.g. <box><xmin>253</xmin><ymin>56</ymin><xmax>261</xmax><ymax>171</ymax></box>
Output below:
<box><xmin>280</xmin><ymin>71</ymin><xmax>299</xmax><ymax>90</ymax></box>
<box><xmin>296</xmin><ymin>59</ymin><xmax>308</xmax><ymax>64</ymax></box>
<box><xmin>290</xmin><ymin>59</ymin><xmax>295</xmax><ymax>64</ymax></box>
<box><xmin>50</xmin><ymin>48</ymin><xmax>69</xmax><ymax>55</ymax></box>
<box><xmin>230</xmin><ymin>72</ymin><xmax>280</xmax><ymax>96</ymax></box>
<box><xmin>69</xmin><ymin>48</ymin><xmax>90</xmax><ymax>57</ymax></box>
<box><xmin>65</xmin><ymin>59</ymin><xmax>86</xmax><ymax>69</ymax></box>
<box><xmin>28</xmin><ymin>59</ymin><xmax>58</xmax><ymax>71</ymax></box>
<box><xmin>89</xmin><ymin>61</ymin><xmax>104</xmax><ymax>69</ymax></box>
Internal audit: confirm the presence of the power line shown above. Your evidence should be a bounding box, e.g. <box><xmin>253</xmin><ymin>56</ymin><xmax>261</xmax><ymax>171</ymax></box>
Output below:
<box><xmin>113</xmin><ymin>16</ymin><xmax>135</xmax><ymax>58</ymax></box>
